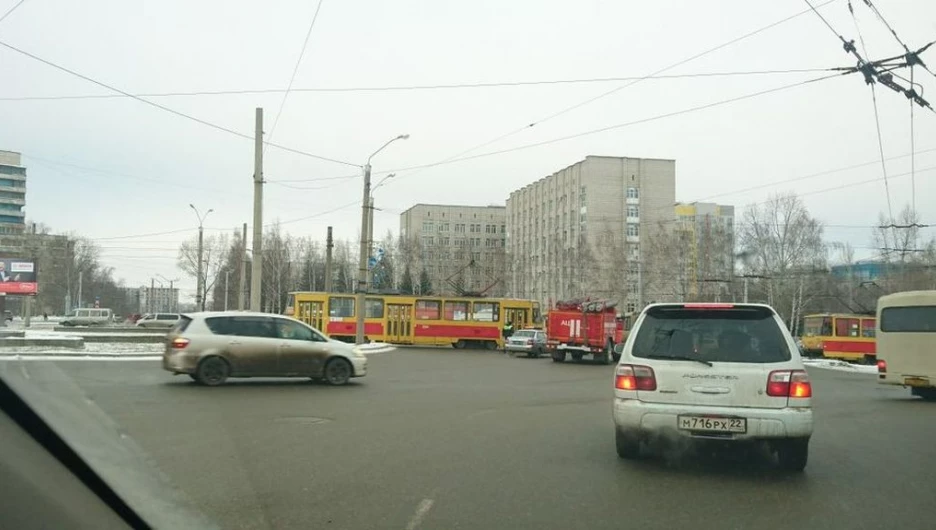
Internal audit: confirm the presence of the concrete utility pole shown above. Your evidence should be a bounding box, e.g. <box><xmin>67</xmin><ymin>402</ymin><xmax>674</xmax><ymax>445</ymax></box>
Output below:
<box><xmin>368</xmin><ymin>173</ymin><xmax>396</xmax><ymax>288</ymax></box>
<box><xmin>324</xmin><ymin>226</ymin><xmax>334</xmax><ymax>292</ymax></box>
<box><xmin>189</xmin><ymin>204</ymin><xmax>213</xmax><ymax>311</ymax></box>
<box><xmin>224</xmin><ymin>270</ymin><xmax>230</xmax><ymax>311</ymax></box>
<box><xmin>238</xmin><ymin>222</ymin><xmax>247</xmax><ymax>310</ymax></box>
<box><xmin>250</xmin><ymin>108</ymin><xmax>264</xmax><ymax>312</ymax></box>
<box><xmin>150</xmin><ymin>278</ymin><xmax>155</xmax><ymax>313</ymax></box>
<box><xmin>355</xmin><ymin>135</ymin><xmax>409</xmax><ymax>344</ymax></box>
<box><xmin>77</xmin><ymin>270</ymin><xmax>83</xmax><ymax>309</ymax></box>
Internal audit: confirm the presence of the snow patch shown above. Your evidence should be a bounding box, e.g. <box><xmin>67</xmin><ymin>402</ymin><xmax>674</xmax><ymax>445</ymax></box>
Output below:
<box><xmin>357</xmin><ymin>342</ymin><xmax>396</xmax><ymax>354</ymax></box>
<box><xmin>803</xmin><ymin>358</ymin><xmax>878</xmax><ymax>374</ymax></box>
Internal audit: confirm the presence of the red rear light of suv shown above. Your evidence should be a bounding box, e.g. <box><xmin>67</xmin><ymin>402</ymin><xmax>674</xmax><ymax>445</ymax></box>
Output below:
<box><xmin>767</xmin><ymin>369</ymin><xmax>812</xmax><ymax>398</ymax></box>
<box><xmin>170</xmin><ymin>337</ymin><xmax>190</xmax><ymax>349</ymax></box>
<box><xmin>615</xmin><ymin>364</ymin><xmax>657</xmax><ymax>391</ymax></box>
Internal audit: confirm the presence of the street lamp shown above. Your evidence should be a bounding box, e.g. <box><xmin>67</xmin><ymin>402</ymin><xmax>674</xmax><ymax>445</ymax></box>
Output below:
<box><xmin>189</xmin><ymin>204</ymin><xmax>214</xmax><ymax>311</ymax></box>
<box><xmin>356</xmin><ymin>135</ymin><xmax>409</xmax><ymax>344</ymax></box>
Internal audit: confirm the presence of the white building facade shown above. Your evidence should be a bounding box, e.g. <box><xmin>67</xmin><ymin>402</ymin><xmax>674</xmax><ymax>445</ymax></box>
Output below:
<box><xmin>505</xmin><ymin>156</ymin><xmax>676</xmax><ymax>314</ymax></box>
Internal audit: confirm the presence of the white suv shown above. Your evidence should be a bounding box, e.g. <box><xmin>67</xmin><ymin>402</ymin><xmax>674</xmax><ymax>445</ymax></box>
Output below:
<box><xmin>612</xmin><ymin>303</ymin><xmax>813</xmax><ymax>471</ymax></box>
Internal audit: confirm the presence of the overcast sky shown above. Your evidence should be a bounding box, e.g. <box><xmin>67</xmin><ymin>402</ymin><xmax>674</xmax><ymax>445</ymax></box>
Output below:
<box><xmin>1</xmin><ymin>0</ymin><xmax>934</xmax><ymax>302</ymax></box>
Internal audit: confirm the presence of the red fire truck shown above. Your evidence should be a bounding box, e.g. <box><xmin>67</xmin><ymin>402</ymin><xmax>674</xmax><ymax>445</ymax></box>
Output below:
<box><xmin>545</xmin><ymin>298</ymin><xmax>623</xmax><ymax>365</ymax></box>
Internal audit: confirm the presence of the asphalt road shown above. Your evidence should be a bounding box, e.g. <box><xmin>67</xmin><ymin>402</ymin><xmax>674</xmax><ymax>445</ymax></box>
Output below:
<box><xmin>19</xmin><ymin>349</ymin><xmax>936</xmax><ymax>530</ymax></box>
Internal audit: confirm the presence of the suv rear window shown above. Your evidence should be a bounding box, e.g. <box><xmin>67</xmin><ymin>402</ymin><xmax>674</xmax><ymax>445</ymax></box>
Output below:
<box><xmin>632</xmin><ymin>306</ymin><xmax>792</xmax><ymax>364</ymax></box>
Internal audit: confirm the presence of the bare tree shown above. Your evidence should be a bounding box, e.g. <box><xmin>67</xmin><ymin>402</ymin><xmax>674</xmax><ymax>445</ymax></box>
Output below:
<box><xmin>738</xmin><ymin>192</ymin><xmax>826</xmax><ymax>329</ymax></box>
<box><xmin>870</xmin><ymin>204</ymin><xmax>936</xmax><ymax>292</ymax></box>
<box><xmin>178</xmin><ymin>232</ymin><xmax>230</xmax><ymax>308</ymax></box>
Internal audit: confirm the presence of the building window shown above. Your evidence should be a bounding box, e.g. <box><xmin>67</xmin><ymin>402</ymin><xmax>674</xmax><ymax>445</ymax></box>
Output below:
<box><xmin>440</xmin><ymin>237</ymin><xmax>450</xmax><ymax>246</ymax></box>
<box><xmin>627</xmin><ymin>223</ymin><xmax>639</xmax><ymax>237</ymax></box>
<box><xmin>422</xmin><ymin>236</ymin><xmax>434</xmax><ymax>246</ymax></box>
<box><xmin>626</xmin><ymin>302</ymin><xmax>636</xmax><ymax>313</ymax></box>
<box><xmin>627</xmin><ymin>187</ymin><xmax>639</xmax><ymax>199</ymax></box>
<box><xmin>627</xmin><ymin>205</ymin><xmax>639</xmax><ymax>218</ymax></box>
<box><xmin>500</xmin><ymin>224</ymin><xmax>506</xmax><ymax>233</ymax></box>
<box><xmin>455</xmin><ymin>224</ymin><xmax>465</xmax><ymax>233</ymax></box>
<box><xmin>440</xmin><ymin>223</ymin><xmax>449</xmax><ymax>232</ymax></box>
<box><xmin>422</xmin><ymin>221</ymin><xmax>434</xmax><ymax>232</ymax></box>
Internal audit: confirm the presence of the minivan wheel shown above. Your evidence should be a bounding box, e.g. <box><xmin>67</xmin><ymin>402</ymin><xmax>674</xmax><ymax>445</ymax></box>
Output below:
<box><xmin>195</xmin><ymin>356</ymin><xmax>230</xmax><ymax>386</ymax></box>
<box><xmin>776</xmin><ymin>438</ymin><xmax>809</xmax><ymax>472</ymax></box>
<box><xmin>324</xmin><ymin>358</ymin><xmax>353</xmax><ymax>386</ymax></box>
<box><xmin>615</xmin><ymin>429</ymin><xmax>641</xmax><ymax>460</ymax></box>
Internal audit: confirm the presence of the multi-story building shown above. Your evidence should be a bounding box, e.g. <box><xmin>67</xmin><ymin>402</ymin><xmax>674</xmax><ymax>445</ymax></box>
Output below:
<box><xmin>506</xmin><ymin>156</ymin><xmax>676</xmax><ymax>314</ymax></box>
<box><xmin>399</xmin><ymin>203</ymin><xmax>507</xmax><ymax>296</ymax></box>
<box><xmin>136</xmin><ymin>285</ymin><xmax>179</xmax><ymax>313</ymax></box>
<box><xmin>672</xmin><ymin>202</ymin><xmax>735</xmax><ymax>301</ymax></box>
<box><xmin>0</xmin><ymin>150</ymin><xmax>27</xmax><ymax>234</ymax></box>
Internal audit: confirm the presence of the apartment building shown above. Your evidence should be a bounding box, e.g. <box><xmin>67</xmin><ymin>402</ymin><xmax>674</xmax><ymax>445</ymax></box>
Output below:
<box><xmin>672</xmin><ymin>202</ymin><xmax>735</xmax><ymax>301</ymax></box>
<box><xmin>399</xmin><ymin>203</ymin><xmax>507</xmax><ymax>296</ymax></box>
<box><xmin>505</xmin><ymin>156</ymin><xmax>676</xmax><ymax>313</ymax></box>
<box><xmin>0</xmin><ymin>150</ymin><xmax>27</xmax><ymax>234</ymax></box>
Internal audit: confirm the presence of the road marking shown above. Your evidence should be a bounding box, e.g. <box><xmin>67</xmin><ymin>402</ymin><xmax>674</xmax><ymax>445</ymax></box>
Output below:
<box><xmin>405</xmin><ymin>498</ymin><xmax>434</xmax><ymax>530</ymax></box>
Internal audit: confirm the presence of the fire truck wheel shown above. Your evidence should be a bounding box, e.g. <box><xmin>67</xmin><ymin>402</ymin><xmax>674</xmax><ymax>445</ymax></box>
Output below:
<box><xmin>571</xmin><ymin>353</ymin><xmax>584</xmax><ymax>362</ymax></box>
<box><xmin>552</xmin><ymin>350</ymin><xmax>566</xmax><ymax>363</ymax></box>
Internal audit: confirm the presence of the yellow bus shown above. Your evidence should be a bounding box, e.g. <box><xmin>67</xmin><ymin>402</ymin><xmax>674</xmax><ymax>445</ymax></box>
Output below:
<box><xmin>285</xmin><ymin>291</ymin><xmax>541</xmax><ymax>349</ymax></box>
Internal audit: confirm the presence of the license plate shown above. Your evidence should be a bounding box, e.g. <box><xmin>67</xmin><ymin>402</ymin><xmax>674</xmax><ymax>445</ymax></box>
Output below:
<box><xmin>904</xmin><ymin>377</ymin><xmax>931</xmax><ymax>387</ymax></box>
<box><xmin>677</xmin><ymin>415</ymin><xmax>747</xmax><ymax>433</ymax></box>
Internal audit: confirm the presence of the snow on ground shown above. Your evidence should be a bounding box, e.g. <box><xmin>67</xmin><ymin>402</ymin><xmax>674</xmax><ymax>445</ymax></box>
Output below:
<box><xmin>1</xmin><ymin>341</ymin><xmax>395</xmax><ymax>361</ymax></box>
<box><xmin>803</xmin><ymin>358</ymin><xmax>879</xmax><ymax>374</ymax></box>
<box><xmin>357</xmin><ymin>342</ymin><xmax>396</xmax><ymax>354</ymax></box>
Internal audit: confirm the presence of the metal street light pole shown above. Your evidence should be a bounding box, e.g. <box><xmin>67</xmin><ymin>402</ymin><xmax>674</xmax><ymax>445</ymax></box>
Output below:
<box><xmin>356</xmin><ymin>135</ymin><xmax>408</xmax><ymax>344</ymax></box>
<box><xmin>190</xmin><ymin>204</ymin><xmax>214</xmax><ymax>312</ymax></box>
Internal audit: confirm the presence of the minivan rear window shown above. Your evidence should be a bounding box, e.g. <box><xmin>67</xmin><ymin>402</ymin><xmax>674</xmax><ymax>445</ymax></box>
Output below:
<box><xmin>632</xmin><ymin>306</ymin><xmax>792</xmax><ymax>363</ymax></box>
<box><xmin>880</xmin><ymin>306</ymin><xmax>936</xmax><ymax>332</ymax></box>
<box><xmin>171</xmin><ymin>316</ymin><xmax>192</xmax><ymax>334</ymax></box>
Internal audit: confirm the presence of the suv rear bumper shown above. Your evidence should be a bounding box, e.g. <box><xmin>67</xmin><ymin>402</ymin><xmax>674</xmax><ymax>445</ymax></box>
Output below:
<box><xmin>613</xmin><ymin>399</ymin><xmax>813</xmax><ymax>440</ymax></box>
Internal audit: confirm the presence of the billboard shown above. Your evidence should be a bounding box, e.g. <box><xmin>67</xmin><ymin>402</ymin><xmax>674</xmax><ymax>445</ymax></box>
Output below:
<box><xmin>0</xmin><ymin>258</ymin><xmax>38</xmax><ymax>295</ymax></box>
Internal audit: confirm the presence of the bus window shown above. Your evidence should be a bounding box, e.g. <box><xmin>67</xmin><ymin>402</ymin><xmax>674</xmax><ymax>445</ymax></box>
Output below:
<box><xmin>861</xmin><ymin>318</ymin><xmax>876</xmax><ymax>338</ymax></box>
<box><xmin>881</xmin><ymin>306</ymin><xmax>936</xmax><ymax>332</ymax></box>
<box><xmin>365</xmin><ymin>298</ymin><xmax>384</xmax><ymax>318</ymax></box>
<box><xmin>473</xmin><ymin>302</ymin><xmax>500</xmax><ymax>322</ymax></box>
<box><xmin>329</xmin><ymin>297</ymin><xmax>355</xmax><ymax>318</ymax></box>
<box><xmin>415</xmin><ymin>300</ymin><xmax>440</xmax><ymax>320</ymax></box>
<box><xmin>444</xmin><ymin>301</ymin><xmax>469</xmax><ymax>321</ymax></box>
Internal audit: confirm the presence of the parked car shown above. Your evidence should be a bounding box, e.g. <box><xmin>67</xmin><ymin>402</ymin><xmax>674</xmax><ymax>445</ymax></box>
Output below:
<box><xmin>136</xmin><ymin>313</ymin><xmax>181</xmax><ymax>329</ymax></box>
<box><xmin>612</xmin><ymin>302</ymin><xmax>813</xmax><ymax>471</ymax></box>
<box><xmin>60</xmin><ymin>308</ymin><xmax>114</xmax><ymax>327</ymax></box>
<box><xmin>505</xmin><ymin>329</ymin><xmax>547</xmax><ymax>358</ymax></box>
<box><xmin>163</xmin><ymin>311</ymin><xmax>367</xmax><ymax>386</ymax></box>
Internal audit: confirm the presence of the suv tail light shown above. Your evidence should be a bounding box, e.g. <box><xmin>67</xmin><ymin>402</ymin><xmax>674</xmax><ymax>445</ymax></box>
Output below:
<box><xmin>615</xmin><ymin>364</ymin><xmax>657</xmax><ymax>391</ymax></box>
<box><xmin>877</xmin><ymin>359</ymin><xmax>887</xmax><ymax>373</ymax></box>
<box><xmin>767</xmin><ymin>369</ymin><xmax>812</xmax><ymax>398</ymax></box>
<box><xmin>170</xmin><ymin>337</ymin><xmax>190</xmax><ymax>349</ymax></box>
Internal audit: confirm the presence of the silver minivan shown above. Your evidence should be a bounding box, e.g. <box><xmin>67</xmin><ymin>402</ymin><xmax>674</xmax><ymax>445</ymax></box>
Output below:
<box><xmin>60</xmin><ymin>308</ymin><xmax>114</xmax><ymax>327</ymax></box>
<box><xmin>136</xmin><ymin>313</ymin><xmax>181</xmax><ymax>329</ymax></box>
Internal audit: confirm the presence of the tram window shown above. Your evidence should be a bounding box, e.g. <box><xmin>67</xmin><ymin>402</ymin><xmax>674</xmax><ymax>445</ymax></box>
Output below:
<box><xmin>835</xmin><ymin>318</ymin><xmax>860</xmax><ymax>337</ymax></box>
<box><xmin>472</xmin><ymin>302</ymin><xmax>500</xmax><ymax>322</ymax></box>
<box><xmin>366</xmin><ymin>298</ymin><xmax>384</xmax><ymax>318</ymax></box>
<box><xmin>444</xmin><ymin>301</ymin><xmax>469</xmax><ymax>321</ymax></box>
<box><xmin>861</xmin><ymin>319</ymin><xmax>876</xmax><ymax>338</ymax></box>
<box><xmin>329</xmin><ymin>297</ymin><xmax>355</xmax><ymax>318</ymax></box>
<box><xmin>820</xmin><ymin>317</ymin><xmax>833</xmax><ymax>336</ymax></box>
<box><xmin>416</xmin><ymin>300</ymin><xmax>441</xmax><ymax>320</ymax></box>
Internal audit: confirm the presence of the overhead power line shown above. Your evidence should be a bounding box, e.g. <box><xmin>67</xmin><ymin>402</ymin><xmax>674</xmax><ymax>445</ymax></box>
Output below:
<box><xmin>265</xmin><ymin>0</ymin><xmax>327</xmax><ymax>151</ymax></box>
<box><xmin>384</xmin><ymin>72</ymin><xmax>851</xmax><ymax>177</ymax></box>
<box><xmin>378</xmin><ymin>0</ymin><xmax>843</xmax><ymax>187</ymax></box>
<box><xmin>0</xmin><ymin>0</ymin><xmax>28</xmax><ymax>24</ymax></box>
<box><xmin>0</xmin><ymin>68</ymin><xmax>846</xmax><ymax>102</ymax></box>
<box><xmin>0</xmin><ymin>38</ymin><xmax>358</xmax><ymax>167</ymax></box>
